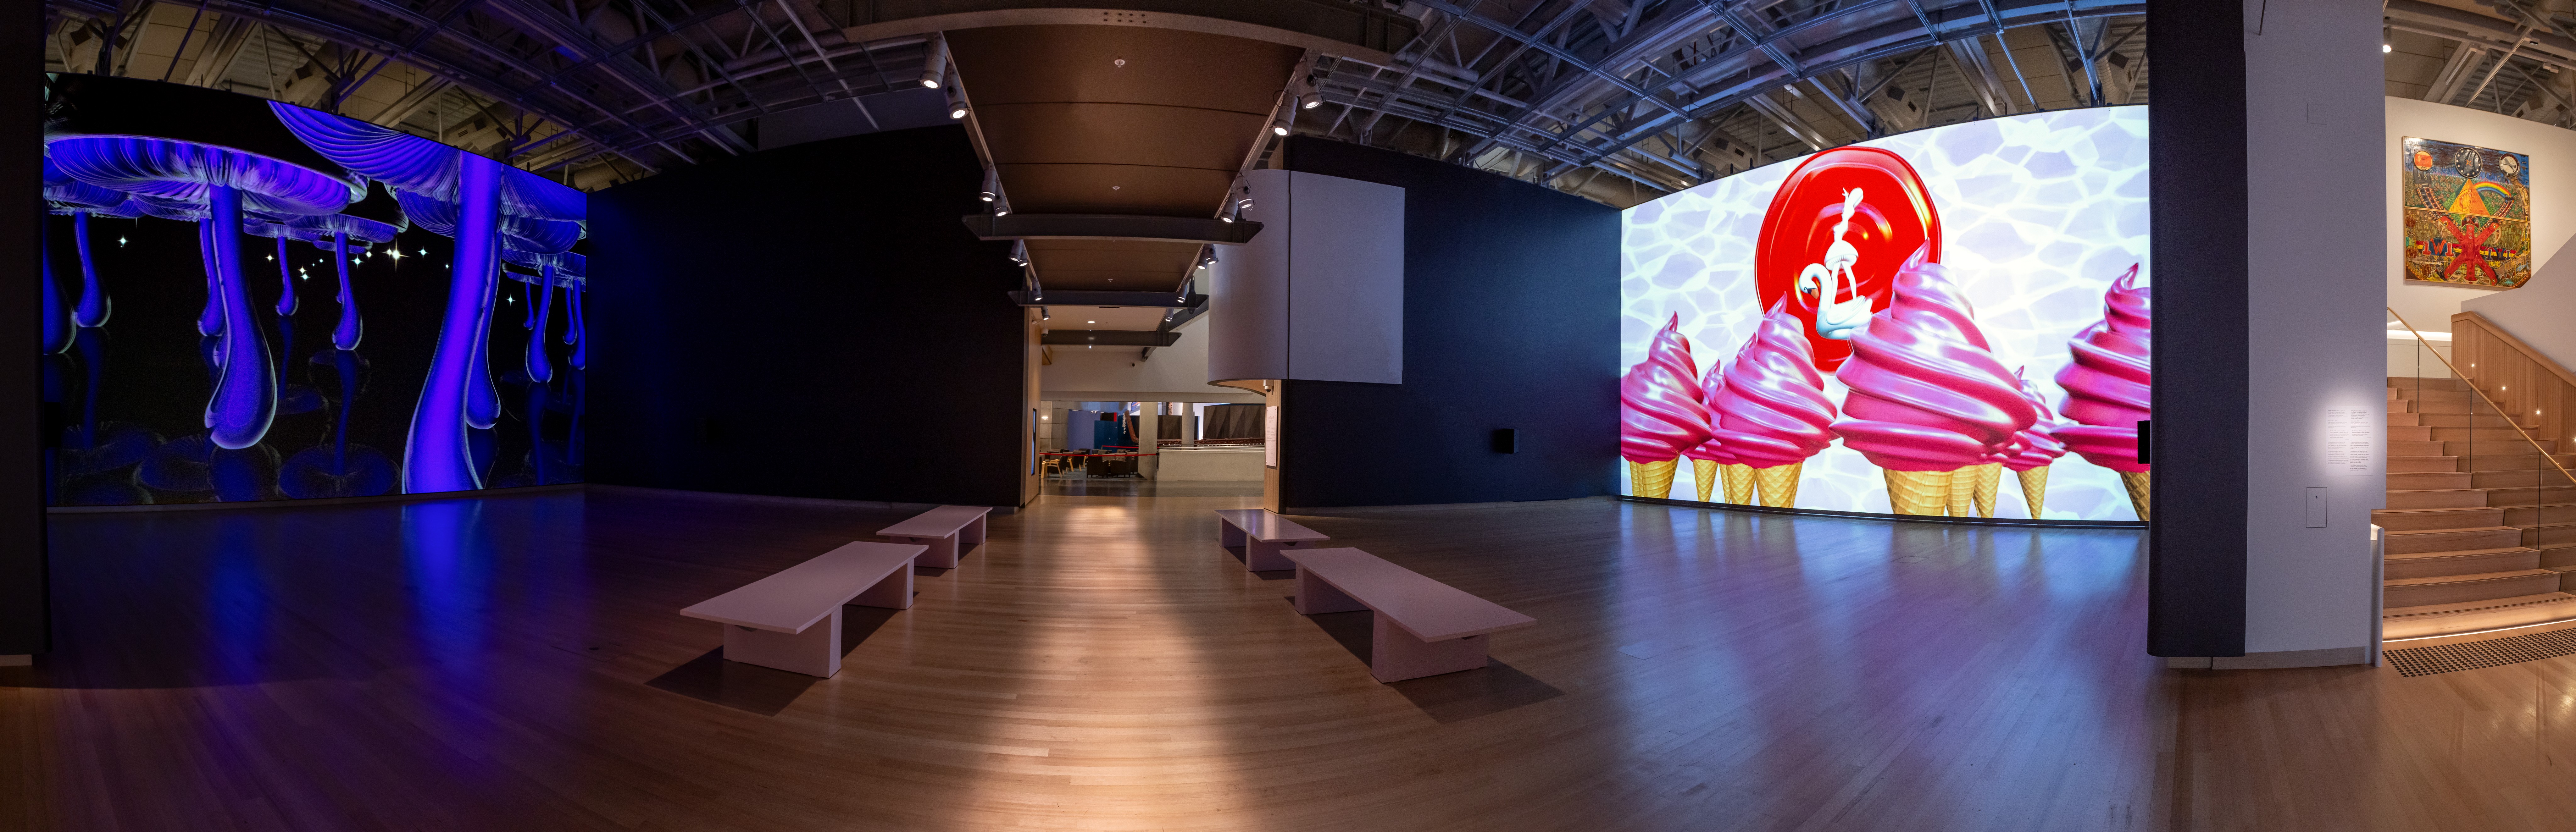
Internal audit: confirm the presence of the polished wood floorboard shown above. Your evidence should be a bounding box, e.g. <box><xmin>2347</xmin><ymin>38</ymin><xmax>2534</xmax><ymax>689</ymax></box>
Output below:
<box><xmin>9</xmin><ymin>490</ymin><xmax>2576</xmax><ymax>830</ymax></box>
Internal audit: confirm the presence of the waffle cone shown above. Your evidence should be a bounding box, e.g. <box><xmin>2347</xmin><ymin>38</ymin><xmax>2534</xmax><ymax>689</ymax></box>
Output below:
<box><xmin>1945</xmin><ymin>466</ymin><xmax>1977</xmax><ymax>516</ymax></box>
<box><xmin>1884</xmin><ymin>469</ymin><xmax>1951</xmax><ymax>515</ymax></box>
<box><xmin>1630</xmin><ymin>459</ymin><xmax>1678</xmax><ymax>499</ymax></box>
<box><xmin>1723</xmin><ymin>464</ymin><xmax>1756</xmax><ymax>504</ymax></box>
<box><xmin>2121</xmin><ymin>470</ymin><xmax>2151</xmax><ymax>521</ymax></box>
<box><xmin>2016</xmin><ymin>465</ymin><xmax>2051</xmax><ymax>519</ymax></box>
<box><xmin>1754</xmin><ymin>463</ymin><xmax>1803</xmax><ymax>508</ymax></box>
<box><xmin>1692</xmin><ymin>459</ymin><xmax>1719</xmax><ymax>503</ymax></box>
<box><xmin>1971</xmin><ymin>463</ymin><xmax>2002</xmax><ymax>518</ymax></box>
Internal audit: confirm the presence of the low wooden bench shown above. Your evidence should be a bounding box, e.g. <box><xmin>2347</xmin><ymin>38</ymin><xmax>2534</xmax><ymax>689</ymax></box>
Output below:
<box><xmin>677</xmin><ymin>541</ymin><xmax>925</xmax><ymax>678</ymax></box>
<box><xmin>1283</xmin><ymin>547</ymin><xmax>1537</xmax><ymax>683</ymax></box>
<box><xmin>1215</xmin><ymin>508</ymin><xmax>1330</xmax><ymax>571</ymax></box>
<box><xmin>878</xmin><ymin>505</ymin><xmax>991</xmax><ymax>568</ymax></box>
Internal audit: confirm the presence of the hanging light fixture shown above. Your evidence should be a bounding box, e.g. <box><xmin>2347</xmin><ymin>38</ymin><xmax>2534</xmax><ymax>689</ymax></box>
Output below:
<box><xmin>920</xmin><ymin>35</ymin><xmax>949</xmax><ymax>88</ymax></box>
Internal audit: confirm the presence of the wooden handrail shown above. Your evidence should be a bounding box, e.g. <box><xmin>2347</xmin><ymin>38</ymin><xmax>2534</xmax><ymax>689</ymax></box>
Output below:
<box><xmin>2451</xmin><ymin>310</ymin><xmax>2576</xmax><ymax>392</ymax></box>
<box><xmin>2390</xmin><ymin>307</ymin><xmax>2576</xmax><ymax>490</ymax></box>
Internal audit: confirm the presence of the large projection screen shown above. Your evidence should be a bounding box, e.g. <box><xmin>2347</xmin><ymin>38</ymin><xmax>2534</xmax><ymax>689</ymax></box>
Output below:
<box><xmin>1619</xmin><ymin>107</ymin><xmax>2149</xmax><ymax>521</ymax></box>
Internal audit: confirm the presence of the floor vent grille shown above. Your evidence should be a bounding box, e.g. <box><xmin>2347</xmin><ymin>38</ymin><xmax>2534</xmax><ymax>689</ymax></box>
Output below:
<box><xmin>2386</xmin><ymin>628</ymin><xmax>2576</xmax><ymax>677</ymax></box>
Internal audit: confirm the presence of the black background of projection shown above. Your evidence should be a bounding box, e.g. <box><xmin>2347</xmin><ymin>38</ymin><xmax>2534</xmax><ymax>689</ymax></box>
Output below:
<box><xmin>41</xmin><ymin>207</ymin><xmax>585</xmax><ymax>505</ymax></box>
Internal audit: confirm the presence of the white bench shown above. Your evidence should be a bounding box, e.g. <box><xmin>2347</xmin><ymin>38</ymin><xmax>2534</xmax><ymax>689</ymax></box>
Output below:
<box><xmin>1283</xmin><ymin>547</ymin><xmax>1537</xmax><ymax>683</ymax></box>
<box><xmin>677</xmin><ymin>541</ymin><xmax>925</xmax><ymax>678</ymax></box>
<box><xmin>878</xmin><ymin>505</ymin><xmax>991</xmax><ymax>568</ymax></box>
<box><xmin>1215</xmin><ymin>508</ymin><xmax>1330</xmax><ymax>571</ymax></box>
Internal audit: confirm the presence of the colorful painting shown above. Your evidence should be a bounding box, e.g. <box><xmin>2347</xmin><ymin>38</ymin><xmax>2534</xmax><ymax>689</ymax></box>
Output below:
<box><xmin>2402</xmin><ymin>136</ymin><xmax>2531</xmax><ymax>288</ymax></box>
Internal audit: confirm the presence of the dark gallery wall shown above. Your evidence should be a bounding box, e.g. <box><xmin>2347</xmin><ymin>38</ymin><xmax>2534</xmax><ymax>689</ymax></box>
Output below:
<box><xmin>1275</xmin><ymin>137</ymin><xmax>1620</xmax><ymax>508</ymax></box>
<box><xmin>2145</xmin><ymin>0</ymin><xmax>2249</xmax><ymax>657</ymax></box>
<box><xmin>7</xmin><ymin>5</ymin><xmax>47</xmax><ymax>655</ymax></box>
<box><xmin>587</xmin><ymin>125</ymin><xmax>1030</xmax><ymax>507</ymax></box>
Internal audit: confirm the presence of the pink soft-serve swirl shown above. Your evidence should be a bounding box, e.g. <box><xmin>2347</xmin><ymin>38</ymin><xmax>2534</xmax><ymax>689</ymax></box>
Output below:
<box><xmin>1709</xmin><ymin>298</ymin><xmax>1838</xmax><ymax>469</ymax></box>
<box><xmin>2053</xmin><ymin>265</ymin><xmax>2150</xmax><ymax>473</ymax></box>
<box><xmin>1830</xmin><ymin>246</ymin><xmax>2037</xmax><ymax>471</ymax></box>
<box><xmin>1621</xmin><ymin>313</ymin><xmax>1711</xmax><ymax>463</ymax></box>
<box><xmin>1684</xmin><ymin>361</ymin><xmax>1743</xmax><ymax>465</ymax></box>
<box><xmin>2003</xmin><ymin>368</ymin><xmax>2069</xmax><ymax>471</ymax></box>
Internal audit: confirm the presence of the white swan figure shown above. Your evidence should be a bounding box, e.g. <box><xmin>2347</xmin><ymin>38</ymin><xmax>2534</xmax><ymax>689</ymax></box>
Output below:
<box><xmin>1796</xmin><ymin>187</ymin><xmax>1874</xmax><ymax>340</ymax></box>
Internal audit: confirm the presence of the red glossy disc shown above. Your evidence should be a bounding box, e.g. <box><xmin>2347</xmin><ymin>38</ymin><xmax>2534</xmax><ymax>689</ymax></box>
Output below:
<box><xmin>1754</xmin><ymin>147</ymin><xmax>1942</xmax><ymax>372</ymax></box>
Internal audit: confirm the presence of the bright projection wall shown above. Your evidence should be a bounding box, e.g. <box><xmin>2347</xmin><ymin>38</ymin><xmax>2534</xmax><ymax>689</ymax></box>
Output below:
<box><xmin>39</xmin><ymin>76</ymin><xmax>587</xmax><ymax>505</ymax></box>
<box><xmin>1619</xmin><ymin>107</ymin><xmax>2149</xmax><ymax>521</ymax></box>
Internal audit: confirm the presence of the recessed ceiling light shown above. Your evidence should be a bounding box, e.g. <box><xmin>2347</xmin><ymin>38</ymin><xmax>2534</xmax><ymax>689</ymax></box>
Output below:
<box><xmin>1087</xmin><ymin>320</ymin><xmax>1096</xmax><ymax>324</ymax></box>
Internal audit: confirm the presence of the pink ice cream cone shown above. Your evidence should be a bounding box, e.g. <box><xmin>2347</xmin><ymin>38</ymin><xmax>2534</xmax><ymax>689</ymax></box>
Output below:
<box><xmin>2003</xmin><ymin>368</ymin><xmax>2070</xmax><ymax>519</ymax></box>
<box><xmin>1622</xmin><ymin>313</ymin><xmax>1711</xmax><ymax>498</ymax></box>
<box><xmin>2054</xmin><ymin>266</ymin><xmax>2151</xmax><ymax>520</ymax></box>
<box><xmin>1709</xmin><ymin>298</ymin><xmax>1838</xmax><ymax>507</ymax></box>
<box><xmin>1830</xmin><ymin>247</ymin><xmax>2037</xmax><ymax>514</ymax></box>
<box><xmin>2003</xmin><ymin>368</ymin><xmax>2069</xmax><ymax>473</ymax></box>
<box><xmin>1684</xmin><ymin>360</ymin><xmax>1749</xmax><ymax>503</ymax></box>
<box><xmin>2054</xmin><ymin>266</ymin><xmax>2150</xmax><ymax>473</ymax></box>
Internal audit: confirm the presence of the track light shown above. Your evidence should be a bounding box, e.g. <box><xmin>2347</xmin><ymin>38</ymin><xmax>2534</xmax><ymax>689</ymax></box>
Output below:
<box><xmin>1270</xmin><ymin>113</ymin><xmax>1291</xmax><ymax>136</ymax></box>
<box><xmin>1294</xmin><ymin>73</ymin><xmax>1322</xmax><ymax>110</ymax></box>
<box><xmin>921</xmin><ymin>35</ymin><xmax>949</xmax><ymax>89</ymax></box>
<box><xmin>950</xmin><ymin>102</ymin><xmax>969</xmax><ymax>120</ymax></box>
<box><xmin>979</xmin><ymin>191</ymin><xmax>995</xmax><ymax>202</ymax></box>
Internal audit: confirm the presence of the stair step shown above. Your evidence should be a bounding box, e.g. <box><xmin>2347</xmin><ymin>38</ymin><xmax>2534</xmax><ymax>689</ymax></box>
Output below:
<box><xmin>2460</xmin><ymin>452</ymin><xmax>2576</xmax><ymax>471</ymax></box>
<box><xmin>2386</xmin><ymin>525</ymin><xmax>2527</xmax><ymax>554</ymax></box>
<box><xmin>2537</xmin><ymin>545</ymin><xmax>2576</xmax><ymax>570</ymax></box>
<box><xmin>2525</xmin><ymin>523</ymin><xmax>2576</xmax><ymax>549</ymax></box>
<box><xmin>2472</xmin><ymin>472</ymin><xmax>2576</xmax><ymax>490</ymax></box>
<box><xmin>2384</xmin><ymin>592</ymin><xmax>2576</xmax><ymax>641</ymax></box>
<box><xmin>2434</xmin><ymin>427</ymin><xmax>2557</xmax><ymax>442</ymax></box>
<box><xmin>2385</xmin><ymin>569</ymin><xmax>2563</xmax><ymax>608</ymax></box>
<box><xmin>2411</xmin><ymin>400</ymin><xmax>2474</xmax><ymax>414</ymax></box>
<box><xmin>2385</xmin><ymin>546</ymin><xmax>2542</xmax><ymax>579</ymax></box>
<box><xmin>2371</xmin><ymin>506</ymin><xmax>2507</xmax><ymax>531</ymax></box>
<box><xmin>2391</xmin><ymin>440</ymin><xmax>2451</xmax><ymax>456</ymax></box>
<box><xmin>2389</xmin><ymin>426</ymin><xmax>2434</xmax><ymax>442</ymax></box>
<box><xmin>2389</xmin><ymin>455</ymin><xmax>2466</xmax><ymax>473</ymax></box>
<box><xmin>2503</xmin><ymin>504</ymin><xmax>2576</xmax><ymax>526</ymax></box>
<box><xmin>2387</xmin><ymin>376</ymin><xmax>2469</xmax><ymax>389</ymax></box>
<box><xmin>2390</xmin><ymin>471</ymin><xmax>2474</xmax><ymax>490</ymax></box>
<box><xmin>2387</xmin><ymin>488</ymin><xmax>2494</xmax><ymax>509</ymax></box>
<box><xmin>2413</xmin><ymin>413</ymin><xmax>2534</xmax><ymax>429</ymax></box>
<box><xmin>2450</xmin><ymin>439</ymin><xmax>2559</xmax><ymax>455</ymax></box>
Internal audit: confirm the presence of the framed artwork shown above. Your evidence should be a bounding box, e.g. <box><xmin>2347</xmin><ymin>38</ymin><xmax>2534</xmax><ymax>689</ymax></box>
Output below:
<box><xmin>2402</xmin><ymin>136</ymin><xmax>2532</xmax><ymax>289</ymax></box>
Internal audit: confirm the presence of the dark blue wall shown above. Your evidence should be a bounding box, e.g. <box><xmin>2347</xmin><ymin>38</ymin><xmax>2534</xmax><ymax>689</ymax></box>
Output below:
<box><xmin>587</xmin><ymin>125</ymin><xmax>1029</xmax><ymax>507</ymax></box>
<box><xmin>1275</xmin><ymin>137</ymin><xmax>1620</xmax><ymax>508</ymax></box>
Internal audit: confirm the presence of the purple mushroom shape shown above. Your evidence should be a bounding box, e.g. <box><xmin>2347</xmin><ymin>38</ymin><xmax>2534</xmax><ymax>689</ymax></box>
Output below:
<box><xmin>272</xmin><ymin>102</ymin><xmax>584</xmax><ymax>493</ymax></box>
<box><xmin>395</xmin><ymin>189</ymin><xmax>582</xmax><ymax>432</ymax></box>
<box><xmin>289</xmin><ymin>182</ymin><xmax>408</xmax><ymax>351</ymax></box>
<box><xmin>44</xmin><ymin>157</ymin><xmax>142</xmax><ymax>329</ymax></box>
<box><xmin>502</xmin><ymin>249</ymin><xmax>583</xmax><ymax>383</ymax></box>
<box><xmin>48</xmin><ymin>134</ymin><xmax>359</xmax><ymax>451</ymax></box>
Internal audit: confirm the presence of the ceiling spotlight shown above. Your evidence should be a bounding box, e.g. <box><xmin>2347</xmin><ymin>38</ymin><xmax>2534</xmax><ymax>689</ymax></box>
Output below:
<box><xmin>1270</xmin><ymin>113</ymin><xmax>1291</xmax><ymax>136</ymax></box>
<box><xmin>949</xmin><ymin>102</ymin><xmax>969</xmax><ymax>120</ymax></box>
<box><xmin>979</xmin><ymin>191</ymin><xmax>995</xmax><ymax>202</ymax></box>
<box><xmin>921</xmin><ymin>35</ymin><xmax>949</xmax><ymax>88</ymax></box>
<box><xmin>1301</xmin><ymin>93</ymin><xmax>1321</xmax><ymax>110</ymax></box>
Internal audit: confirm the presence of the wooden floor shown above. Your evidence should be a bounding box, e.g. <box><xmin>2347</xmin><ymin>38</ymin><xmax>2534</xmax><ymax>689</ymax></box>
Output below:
<box><xmin>11</xmin><ymin>490</ymin><xmax>2576</xmax><ymax>830</ymax></box>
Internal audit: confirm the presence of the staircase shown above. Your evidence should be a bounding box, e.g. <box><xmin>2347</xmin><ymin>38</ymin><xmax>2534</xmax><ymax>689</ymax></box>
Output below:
<box><xmin>2378</xmin><ymin>376</ymin><xmax>2576</xmax><ymax>641</ymax></box>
